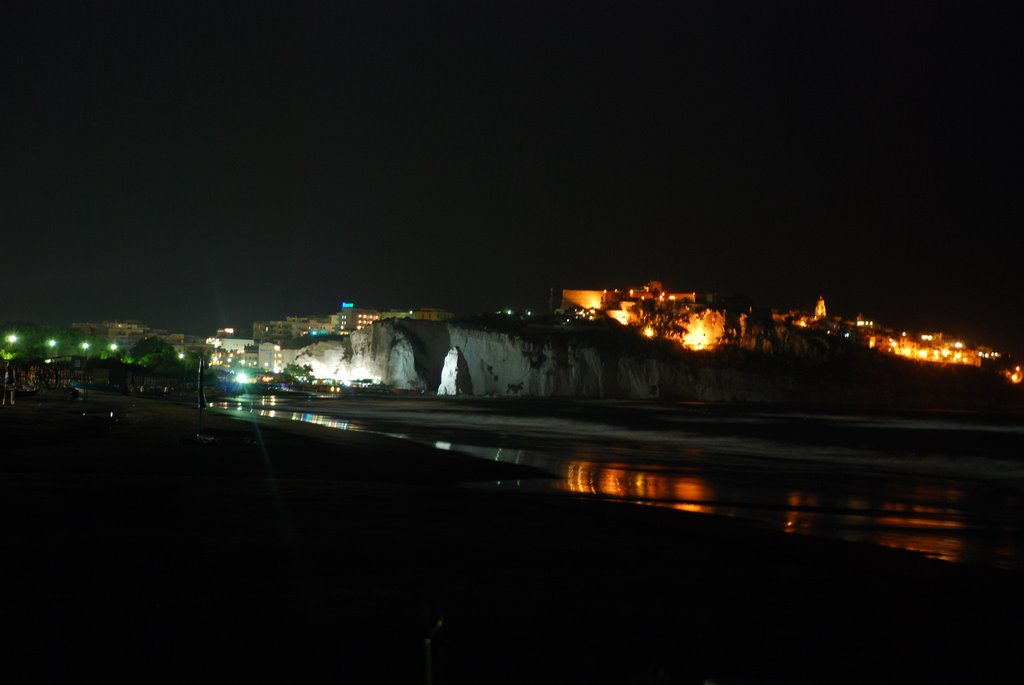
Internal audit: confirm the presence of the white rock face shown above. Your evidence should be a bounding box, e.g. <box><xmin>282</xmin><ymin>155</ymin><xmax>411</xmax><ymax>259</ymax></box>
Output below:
<box><xmin>292</xmin><ymin>319</ymin><xmax>791</xmax><ymax>400</ymax></box>
<box><xmin>437</xmin><ymin>348</ymin><xmax>459</xmax><ymax>395</ymax></box>
<box><xmin>293</xmin><ymin>324</ymin><xmax>425</xmax><ymax>391</ymax></box>
<box><xmin>437</xmin><ymin>347</ymin><xmax>473</xmax><ymax>395</ymax></box>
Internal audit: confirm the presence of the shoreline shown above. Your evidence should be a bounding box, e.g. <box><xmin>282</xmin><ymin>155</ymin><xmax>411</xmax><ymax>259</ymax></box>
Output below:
<box><xmin>3</xmin><ymin>391</ymin><xmax>1023</xmax><ymax>683</ymax></box>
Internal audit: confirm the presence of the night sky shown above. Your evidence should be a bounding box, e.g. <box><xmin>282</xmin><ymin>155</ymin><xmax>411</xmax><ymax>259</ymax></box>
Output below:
<box><xmin>2</xmin><ymin>1</ymin><xmax>1020</xmax><ymax>353</ymax></box>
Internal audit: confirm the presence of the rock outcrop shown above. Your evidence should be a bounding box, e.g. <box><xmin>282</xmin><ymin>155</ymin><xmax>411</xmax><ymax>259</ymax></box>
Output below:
<box><xmin>437</xmin><ymin>347</ymin><xmax>473</xmax><ymax>395</ymax></box>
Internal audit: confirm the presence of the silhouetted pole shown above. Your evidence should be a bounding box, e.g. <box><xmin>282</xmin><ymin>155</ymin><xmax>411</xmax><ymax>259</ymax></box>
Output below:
<box><xmin>197</xmin><ymin>355</ymin><xmax>207</xmax><ymax>436</ymax></box>
<box><xmin>2</xmin><ymin>361</ymin><xmax>10</xmax><ymax>406</ymax></box>
<box><xmin>424</xmin><ymin>610</ymin><xmax>444</xmax><ymax>685</ymax></box>
<box><xmin>424</xmin><ymin>636</ymin><xmax>432</xmax><ymax>685</ymax></box>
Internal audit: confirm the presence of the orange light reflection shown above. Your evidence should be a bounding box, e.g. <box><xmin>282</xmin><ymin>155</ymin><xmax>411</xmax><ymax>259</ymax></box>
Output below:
<box><xmin>563</xmin><ymin>461</ymin><xmax>715</xmax><ymax>513</ymax></box>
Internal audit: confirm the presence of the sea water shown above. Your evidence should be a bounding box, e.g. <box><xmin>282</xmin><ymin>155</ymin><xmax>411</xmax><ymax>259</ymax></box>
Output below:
<box><xmin>217</xmin><ymin>395</ymin><xmax>1024</xmax><ymax>569</ymax></box>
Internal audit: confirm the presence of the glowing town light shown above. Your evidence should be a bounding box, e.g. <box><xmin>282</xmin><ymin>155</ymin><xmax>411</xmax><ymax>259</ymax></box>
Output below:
<box><xmin>4</xmin><ymin>334</ymin><xmax>16</xmax><ymax>344</ymax></box>
<box><xmin>80</xmin><ymin>342</ymin><xmax>90</xmax><ymax>350</ymax></box>
<box><xmin>178</xmin><ymin>353</ymin><xmax>185</xmax><ymax>360</ymax></box>
<box><xmin>643</xmin><ymin>326</ymin><xmax>656</xmax><ymax>338</ymax></box>
<box><xmin>48</xmin><ymin>339</ymin><xmax>57</xmax><ymax>348</ymax></box>
<box><xmin>235</xmin><ymin>372</ymin><xmax>251</xmax><ymax>383</ymax></box>
<box><xmin>109</xmin><ymin>343</ymin><xmax>118</xmax><ymax>351</ymax></box>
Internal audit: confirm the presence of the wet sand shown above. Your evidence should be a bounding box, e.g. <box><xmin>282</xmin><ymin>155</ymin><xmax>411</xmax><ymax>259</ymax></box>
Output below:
<box><xmin>2</xmin><ymin>391</ymin><xmax>1022</xmax><ymax>684</ymax></box>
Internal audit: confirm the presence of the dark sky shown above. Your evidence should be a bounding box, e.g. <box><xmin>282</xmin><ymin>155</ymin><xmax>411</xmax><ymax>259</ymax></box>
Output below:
<box><xmin>2</xmin><ymin>1</ymin><xmax>1021</xmax><ymax>352</ymax></box>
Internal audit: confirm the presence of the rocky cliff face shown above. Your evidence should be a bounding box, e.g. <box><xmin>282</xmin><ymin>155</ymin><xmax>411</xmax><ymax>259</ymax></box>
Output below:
<box><xmin>293</xmin><ymin>319</ymin><xmax>814</xmax><ymax>401</ymax></box>
<box><xmin>292</xmin><ymin>318</ymin><xmax>1016</xmax><ymax>406</ymax></box>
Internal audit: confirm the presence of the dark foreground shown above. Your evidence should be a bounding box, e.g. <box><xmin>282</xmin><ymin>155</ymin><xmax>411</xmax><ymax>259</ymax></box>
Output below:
<box><xmin>2</xmin><ymin>392</ymin><xmax>1022</xmax><ymax>684</ymax></box>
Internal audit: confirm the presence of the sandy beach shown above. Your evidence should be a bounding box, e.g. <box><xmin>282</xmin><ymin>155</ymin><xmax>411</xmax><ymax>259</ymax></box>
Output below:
<box><xmin>2</xmin><ymin>390</ymin><xmax>1022</xmax><ymax>684</ymax></box>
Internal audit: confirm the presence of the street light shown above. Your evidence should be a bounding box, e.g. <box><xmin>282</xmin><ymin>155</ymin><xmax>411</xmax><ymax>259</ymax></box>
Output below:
<box><xmin>48</xmin><ymin>339</ymin><xmax>57</xmax><ymax>348</ymax></box>
<box><xmin>109</xmin><ymin>343</ymin><xmax>118</xmax><ymax>351</ymax></box>
<box><xmin>80</xmin><ymin>342</ymin><xmax>90</xmax><ymax>351</ymax></box>
<box><xmin>2</xmin><ymin>334</ymin><xmax>16</xmax><ymax>361</ymax></box>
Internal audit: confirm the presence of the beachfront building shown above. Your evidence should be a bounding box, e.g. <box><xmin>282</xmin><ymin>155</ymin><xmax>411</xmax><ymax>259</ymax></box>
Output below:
<box><xmin>206</xmin><ymin>336</ymin><xmax>255</xmax><ymax>368</ymax></box>
<box><xmin>257</xmin><ymin>342</ymin><xmax>298</xmax><ymax>373</ymax></box>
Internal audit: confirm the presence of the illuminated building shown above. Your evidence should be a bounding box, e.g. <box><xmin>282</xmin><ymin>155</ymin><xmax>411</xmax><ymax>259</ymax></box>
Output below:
<box><xmin>777</xmin><ymin>297</ymin><xmax>838</xmax><ymax>330</ymax></box>
<box><xmin>877</xmin><ymin>332</ymin><xmax>984</xmax><ymax>368</ymax></box>
<box><xmin>206</xmin><ymin>336</ymin><xmax>255</xmax><ymax>368</ymax></box>
<box><xmin>377</xmin><ymin>310</ymin><xmax>414</xmax><ymax>321</ymax></box>
<box><xmin>560</xmin><ymin>281</ymin><xmax>727</xmax><ymax>350</ymax></box>
<box><xmin>412</xmin><ymin>307</ymin><xmax>455</xmax><ymax>322</ymax></box>
<box><xmin>253</xmin><ymin>316</ymin><xmax>334</xmax><ymax>342</ymax></box>
<box><xmin>561</xmin><ymin>282</ymin><xmax>706</xmax><ymax>317</ymax></box>
<box><xmin>257</xmin><ymin>342</ymin><xmax>298</xmax><ymax>373</ymax></box>
<box><xmin>355</xmin><ymin>307</ymin><xmax>455</xmax><ymax>325</ymax></box>
<box><xmin>814</xmin><ymin>296</ymin><xmax>827</xmax><ymax>320</ymax></box>
<box><xmin>335</xmin><ymin>303</ymin><xmax>380</xmax><ymax>332</ymax></box>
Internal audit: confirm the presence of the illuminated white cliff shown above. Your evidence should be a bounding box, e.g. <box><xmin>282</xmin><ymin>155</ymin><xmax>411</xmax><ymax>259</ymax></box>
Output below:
<box><xmin>293</xmin><ymin>319</ymin><xmax>797</xmax><ymax>400</ymax></box>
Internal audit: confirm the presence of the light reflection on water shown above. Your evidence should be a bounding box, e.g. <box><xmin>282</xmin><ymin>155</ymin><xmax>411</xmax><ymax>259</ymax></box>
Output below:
<box><xmin>553</xmin><ymin>459</ymin><xmax>977</xmax><ymax>565</ymax></box>
<box><xmin>215</xmin><ymin>398</ymin><xmax>1023</xmax><ymax>570</ymax></box>
<box><xmin>213</xmin><ymin>400</ymin><xmax>354</xmax><ymax>431</ymax></box>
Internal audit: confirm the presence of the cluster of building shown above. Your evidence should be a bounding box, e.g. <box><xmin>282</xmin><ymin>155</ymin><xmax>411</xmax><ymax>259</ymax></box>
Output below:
<box><xmin>71</xmin><ymin>320</ymin><xmax>192</xmax><ymax>348</ymax></box>
<box><xmin>251</xmin><ymin>304</ymin><xmax>452</xmax><ymax>343</ymax></box>
<box><xmin>866</xmin><ymin>331</ymin><xmax>1000</xmax><ymax>368</ymax></box>
<box><xmin>209</xmin><ymin>303</ymin><xmax>454</xmax><ymax>374</ymax></box>
<box><xmin>559</xmin><ymin>281</ymin><xmax>743</xmax><ymax>350</ymax></box>
<box><xmin>69</xmin><ymin>303</ymin><xmax>454</xmax><ymax>376</ymax></box>
<box><xmin>65</xmin><ymin>285</ymin><xmax>1019</xmax><ymax>384</ymax></box>
<box><xmin>560</xmin><ymin>281</ymin><xmax>719</xmax><ymax>326</ymax></box>
<box><xmin>559</xmin><ymin>281</ymin><xmax>1013</xmax><ymax>376</ymax></box>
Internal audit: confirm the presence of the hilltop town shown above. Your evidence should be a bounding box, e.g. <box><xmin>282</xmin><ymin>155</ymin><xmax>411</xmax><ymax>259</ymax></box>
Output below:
<box><xmin>2</xmin><ymin>281</ymin><xmax>1021</xmax><ymax>394</ymax></box>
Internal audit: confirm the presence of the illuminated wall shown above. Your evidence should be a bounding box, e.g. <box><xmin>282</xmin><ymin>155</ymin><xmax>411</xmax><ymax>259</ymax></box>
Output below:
<box><xmin>561</xmin><ymin>289</ymin><xmax>606</xmax><ymax>310</ymax></box>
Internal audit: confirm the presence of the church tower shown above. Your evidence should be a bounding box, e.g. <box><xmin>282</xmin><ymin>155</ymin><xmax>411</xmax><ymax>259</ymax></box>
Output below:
<box><xmin>814</xmin><ymin>296</ymin><xmax>827</xmax><ymax>320</ymax></box>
